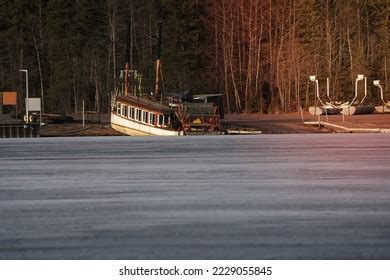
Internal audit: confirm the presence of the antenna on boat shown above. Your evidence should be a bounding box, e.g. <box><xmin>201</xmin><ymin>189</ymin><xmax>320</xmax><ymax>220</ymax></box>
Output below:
<box><xmin>155</xmin><ymin>0</ymin><xmax>163</xmax><ymax>102</ymax></box>
<box><xmin>123</xmin><ymin>9</ymin><xmax>131</xmax><ymax>97</ymax></box>
<box><xmin>125</xmin><ymin>23</ymin><xmax>130</xmax><ymax>69</ymax></box>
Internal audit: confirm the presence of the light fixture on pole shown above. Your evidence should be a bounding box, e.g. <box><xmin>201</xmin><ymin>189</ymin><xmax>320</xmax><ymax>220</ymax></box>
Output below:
<box><xmin>19</xmin><ymin>69</ymin><xmax>29</xmax><ymax>124</ymax></box>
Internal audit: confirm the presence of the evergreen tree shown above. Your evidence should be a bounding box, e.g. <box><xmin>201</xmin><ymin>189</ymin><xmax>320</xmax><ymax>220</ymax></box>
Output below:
<box><xmin>0</xmin><ymin>0</ymin><xmax>389</xmax><ymax>114</ymax></box>
<box><xmin>161</xmin><ymin>0</ymin><xmax>207</xmax><ymax>92</ymax></box>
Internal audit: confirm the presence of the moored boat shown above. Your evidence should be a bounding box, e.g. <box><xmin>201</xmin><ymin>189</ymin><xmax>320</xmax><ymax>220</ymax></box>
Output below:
<box><xmin>111</xmin><ymin>89</ymin><xmax>221</xmax><ymax>136</ymax></box>
<box><xmin>308</xmin><ymin>105</ymin><xmax>340</xmax><ymax>116</ymax></box>
<box><xmin>111</xmin><ymin>94</ymin><xmax>180</xmax><ymax>136</ymax></box>
<box><xmin>110</xmin><ymin>4</ymin><xmax>221</xmax><ymax>136</ymax></box>
<box><xmin>375</xmin><ymin>104</ymin><xmax>390</xmax><ymax>114</ymax></box>
<box><xmin>110</xmin><ymin>64</ymin><xmax>221</xmax><ymax>136</ymax></box>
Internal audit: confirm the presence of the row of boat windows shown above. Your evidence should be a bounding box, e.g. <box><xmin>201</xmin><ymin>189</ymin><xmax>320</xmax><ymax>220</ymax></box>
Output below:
<box><xmin>117</xmin><ymin>103</ymin><xmax>170</xmax><ymax>127</ymax></box>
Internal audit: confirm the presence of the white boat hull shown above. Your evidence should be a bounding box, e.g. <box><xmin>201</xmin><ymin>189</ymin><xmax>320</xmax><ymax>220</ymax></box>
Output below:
<box><xmin>375</xmin><ymin>105</ymin><xmax>390</xmax><ymax>113</ymax></box>
<box><xmin>309</xmin><ymin>106</ymin><xmax>339</xmax><ymax>116</ymax></box>
<box><xmin>341</xmin><ymin>105</ymin><xmax>375</xmax><ymax>115</ymax></box>
<box><xmin>111</xmin><ymin>113</ymin><xmax>179</xmax><ymax>136</ymax></box>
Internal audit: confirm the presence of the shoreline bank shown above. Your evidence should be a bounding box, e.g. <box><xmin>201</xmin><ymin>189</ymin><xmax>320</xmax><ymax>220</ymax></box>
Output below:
<box><xmin>8</xmin><ymin>112</ymin><xmax>390</xmax><ymax>137</ymax></box>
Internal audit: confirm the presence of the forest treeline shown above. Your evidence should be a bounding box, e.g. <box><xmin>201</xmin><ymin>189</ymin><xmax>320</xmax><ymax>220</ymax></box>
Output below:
<box><xmin>0</xmin><ymin>0</ymin><xmax>389</xmax><ymax>114</ymax></box>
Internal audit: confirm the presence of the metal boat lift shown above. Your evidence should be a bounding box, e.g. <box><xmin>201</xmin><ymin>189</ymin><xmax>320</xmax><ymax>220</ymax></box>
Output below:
<box><xmin>374</xmin><ymin>80</ymin><xmax>390</xmax><ymax>113</ymax></box>
<box><xmin>308</xmin><ymin>76</ymin><xmax>341</xmax><ymax>116</ymax></box>
<box><xmin>308</xmin><ymin>75</ymin><xmax>375</xmax><ymax>116</ymax></box>
<box><xmin>340</xmin><ymin>75</ymin><xmax>375</xmax><ymax>115</ymax></box>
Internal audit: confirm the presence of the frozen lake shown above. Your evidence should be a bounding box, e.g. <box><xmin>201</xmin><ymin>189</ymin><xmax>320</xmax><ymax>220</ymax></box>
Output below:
<box><xmin>1</xmin><ymin>134</ymin><xmax>390</xmax><ymax>259</ymax></box>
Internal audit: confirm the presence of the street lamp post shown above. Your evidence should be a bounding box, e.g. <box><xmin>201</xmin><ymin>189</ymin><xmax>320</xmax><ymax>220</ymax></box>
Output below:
<box><xmin>19</xmin><ymin>69</ymin><xmax>29</xmax><ymax>123</ymax></box>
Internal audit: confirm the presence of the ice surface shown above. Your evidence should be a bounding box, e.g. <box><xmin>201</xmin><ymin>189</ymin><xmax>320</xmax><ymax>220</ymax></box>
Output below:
<box><xmin>0</xmin><ymin>135</ymin><xmax>390</xmax><ymax>259</ymax></box>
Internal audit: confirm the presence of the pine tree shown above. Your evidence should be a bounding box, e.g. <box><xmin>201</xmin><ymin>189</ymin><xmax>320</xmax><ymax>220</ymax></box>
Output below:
<box><xmin>161</xmin><ymin>0</ymin><xmax>206</xmax><ymax>92</ymax></box>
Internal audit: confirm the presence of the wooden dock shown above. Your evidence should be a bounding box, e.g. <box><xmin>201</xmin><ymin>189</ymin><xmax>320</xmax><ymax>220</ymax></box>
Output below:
<box><xmin>0</xmin><ymin>123</ymin><xmax>40</xmax><ymax>138</ymax></box>
<box><xmin>304</xmin><ymin>120</ymin><xmax>390</xmax><ymax>133</ymax></box>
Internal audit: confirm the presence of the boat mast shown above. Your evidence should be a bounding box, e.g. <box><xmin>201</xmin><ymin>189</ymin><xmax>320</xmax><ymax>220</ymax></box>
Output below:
<box><xmin>123</xmin><ymin>0</ymin><xmax>133</xmax><ymax>97</ymax></box>
<box><xmin>124</xmin><ymin>62</ymin><xmax>129</xmax><ymax>96</ymax></box>
<box><xmin>130</xmin><ymin>0</ymin><xmax>134</xmax><ymax>70</ymax></box>
<box><xmin>155</xmin><ymin>0</ymin><xmax>162</xmax><ymax>101</ymax></box>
